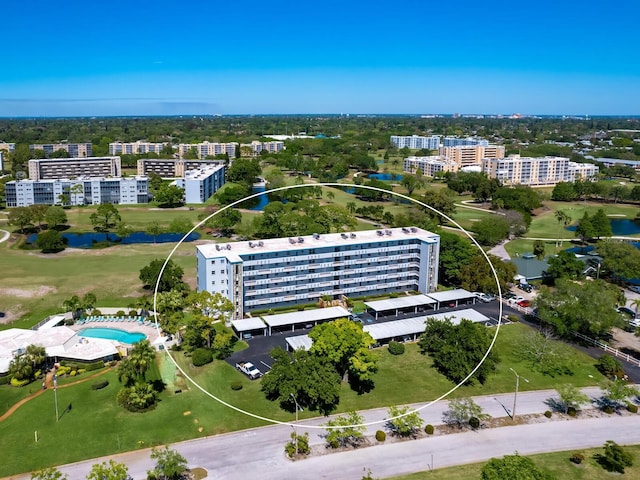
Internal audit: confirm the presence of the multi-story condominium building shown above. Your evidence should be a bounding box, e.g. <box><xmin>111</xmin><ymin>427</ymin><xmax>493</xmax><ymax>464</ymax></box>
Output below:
<box><xmin>403</xmin><ymin>156</ymin><xmax>458</xmax><ymax>176</ymax></box>
<box><xmin>28</xmin><ymin>157</ymin><xmax>121</xmax><ymax>181</ymax></box>
<box><xmin>136</xmin><ymin>158</ymin><xmax>224</xmax><ymax>178</ymax></box>
<box><xmin>178</xmin><ymin>142</ymin><xmax>237</xmax><ymax>159</ymax></box>
<box><xmin>390</xmin><ymin>135</ymin><xmax>441</xmax><ymax>150</ymax></box>
<box><xmin>439</xmin><ymin>145</ymin><xmax>505</xmax><ymax>168</ymax></box>
<box><xmin>442</xmin><ymin>137</ymin><xmax>489</xmax><ymax>147</ymax></box>
<box><xmin>240</xmin><ymin>140</ymin><xmax>285</xmax><ymax>156</ymax></box>
<box><xmin>29</xmin><ymin>143</ymin><xmax>92</xmax><ymax>158</ymax></box>
<box><xmin>175</xmin><ymin>165</ymin><xmax>226</xmax><ymax>203</ymax></box>
<box><xmin>594</xmin><ymin>157</ymin><xmax>640</xmax><ymax>172</ymax></box>
<box><xmin>109</xmin><ymin>141</ymin><xmax>167</xmax><ymax>156</ymax></box>
<box><xmin>0</xmin><ymin>142</ymin><xmax>15</xmax><ymax>153</ymax></box>
<box><xmin>482</xmin><ymin>155</ymin><xmax>599</xmax><ymax>187</ymax></box>
<box><xmin>566</xmin><ymin>162</ymin><xmax>600</xmax><ymax>182</ymax></box>
<box><xmin>0</xmin><ymin>151</ymin><xmax>5</xmax><ymax>172</ymax></box>
<box><xmin>196</xmin><ymin>227</ymin><xmax>440</xmax><ymax>319</ymax></box>
<box><xmin>5</xmin><ymin>176</ymin><xmax>149</xmax><ymax>207</ymax></box>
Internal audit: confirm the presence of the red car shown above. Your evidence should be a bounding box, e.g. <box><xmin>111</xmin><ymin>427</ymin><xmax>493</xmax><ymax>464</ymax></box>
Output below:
<box><xmin>517</xmin><ymin>300</ymin><xmax>531</xmax><ymax>308</ymax></box>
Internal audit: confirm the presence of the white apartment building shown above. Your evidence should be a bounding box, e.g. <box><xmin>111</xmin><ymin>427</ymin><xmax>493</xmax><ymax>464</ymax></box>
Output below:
<box><xmin>482</xmin><ymin>155</ymin><xmax>599</xmax><ymax>186</ymax></box>
<box><xmin>390</xmin><ymin>135</ymin><xmax>441</xmax><ymax>150</ymax></box>
<box><xmin>0</xmin><ymin>151</ymin><xmax>4</xmax><ymax>172</ymax></box>
<box><xmin>28</xmin><ymin>157</ymin><xmax>121</xmax><ymax>181</ymax></box>
<box><xmin>566</xmin><ymin>162</ymin><xmax>600</xmax><ymax>182</ymax></box>
<box><xmin>137</xmin><ymin>158</ymin><xmax>224</xmax><ymax>178</ymax></box>
<box><xmin>0</xmin><ymin>142</ymin><xmax>16</xmax><ymax>153</ymax></box>
<box><xmin>439</xmin><ymin>145</ymin><xmax>505</xmax><ymax>168</ymax></box>
<box><xmin>109</xmin><ymin>141</ymin><xmax>167</xmax><ymax>155</ymax></box>
<box><xmin>196</xmin><ymin>227</ymin><xmax>440</xmax><ymax>320</ymax></box>
<box><xmin>29</xmin><ymin>143</ymin><xmax>92</xmax><ymax>158</ymax></box>
<box><xmin>174</xmin><ymin>165</ymin><xmax>226</xmax><ymax>203</ymax></box>
<box><xmin>178</xmin><ymin>142</ymin><xmax>237</xmax><ymax>159</ymax></box>
<box><xmin>403</xmin><ymin>156</ymin><xmax>458</xmax><ymax>176</ymax></box>
<box><xmin>5</xmin><ymin>177</ymin><xmax>149</xmax><ymax>207</ymax></box>
<box><xmin>240</xmin><ymin>140</ymin><xmax>285</xmax><ymax>156</ymax></box>
<box><xmin>442</xmin><ymin>137</ymin><xmax>489</xmax><ymax>147</ymax></box>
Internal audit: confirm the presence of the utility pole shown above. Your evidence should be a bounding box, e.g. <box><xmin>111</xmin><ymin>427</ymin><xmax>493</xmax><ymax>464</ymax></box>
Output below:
<box><xmin>290</xmin><ymin>393</ymin><xmax>302</xmax><ymax>456</ymax></box>
<box><xmin>509</xmin><ymin>367</ymin><xmax>529</xmax><ymax>421</ymax></box>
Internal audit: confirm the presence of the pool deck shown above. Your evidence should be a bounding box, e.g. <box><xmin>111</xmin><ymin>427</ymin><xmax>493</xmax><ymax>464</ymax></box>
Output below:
<box><xmin>67</xmin><ymin>319</ymin><xmax>162</xmax><ymax>346</ymax></box>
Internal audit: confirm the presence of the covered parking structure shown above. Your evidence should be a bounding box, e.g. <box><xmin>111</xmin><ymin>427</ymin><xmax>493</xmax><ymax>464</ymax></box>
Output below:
<box><xmin>231</xmin><ymin>318</ymin><xmax>267</xmax><ymax>339</ymax></box>
<box><xmin>426</xmin><ymin>289</ymin><xmax>477</xmax><ymax>309</ymax></box>
<box><xmin>285</xmin><ymin>334</ymin><xmax>313</xmax><ymax>351</ymax></box>
<box><xmin>364</xmin><ymin>308</ymin><xmax>490</xmax><ymax>345</ymax></box>
<box><xmin>261</xmin><ymin>306</ymin><xmax>351</xmax><ymax>335</ymax></box>
<box><xmin>364</xmin><ymin>295</ymin><xmax>437</xmax><ymax>320</ymax></box>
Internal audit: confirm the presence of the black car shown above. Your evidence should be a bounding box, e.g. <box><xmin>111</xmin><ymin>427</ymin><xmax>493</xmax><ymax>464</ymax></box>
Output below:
<box><xmin>503</xmin><ymin>292</ymin><xmax>517</xmax><ymax>300</ymax></box>
<box><xmin>517</xmin><ymin>283</ymin><xmax>533</xmax><ymax>293</ymax></box>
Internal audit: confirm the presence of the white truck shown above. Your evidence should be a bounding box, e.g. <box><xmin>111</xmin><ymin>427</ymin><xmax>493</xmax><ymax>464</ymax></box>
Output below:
<box><xmin>236</xmin><ymin>361</ymin><xmax>262</xmax><ymax>379</ymax></box>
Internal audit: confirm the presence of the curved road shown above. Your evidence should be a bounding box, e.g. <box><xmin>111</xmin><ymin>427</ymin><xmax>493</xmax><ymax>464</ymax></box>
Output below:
<box><xmin>0</xmin><ymin>229</ymin><xmax>9</xmax><ymax>244</ymax></box>
<box><xmin>9</xmin><ymin>387</ymin><xmax>640</xmax><ymax>480</ymax></box>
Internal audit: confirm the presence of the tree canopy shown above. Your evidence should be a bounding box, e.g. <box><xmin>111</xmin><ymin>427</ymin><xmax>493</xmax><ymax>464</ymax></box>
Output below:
<box><xmin>139</xmin><ymin>259</ymin><xmax>187</xmax><ymax>293</ymax></box>
<box><xmin>481</xmin><ymin>454</ymin><xmax>552</xmax><ymax>480</ymax></box>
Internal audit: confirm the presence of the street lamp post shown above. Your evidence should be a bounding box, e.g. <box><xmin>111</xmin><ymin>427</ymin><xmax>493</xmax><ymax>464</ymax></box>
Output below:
<box><xmin>290</xmin><ymin>393</ymin><xmax>302</xmax><ymax>456</ymax></box>
<box><xmin>509</xmin><ymin>367</ymin><xmax>529</xmax><ymax>421</ymax></box>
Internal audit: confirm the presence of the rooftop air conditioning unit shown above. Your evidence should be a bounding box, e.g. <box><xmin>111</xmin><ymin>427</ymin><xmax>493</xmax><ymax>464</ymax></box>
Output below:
<box><xmin>226</xmin><ymin>244</ymin><xmax>231</xmax><ymax>250</ymax></box>
<box><xmin>376</xmin><ymin>230</ymin><xmax>384</xmax><ymax>236</ymax></box>
<box><xmin>410</xmin><ymin>227</ymin><xmax>417</xmax><ymax>233</ymax></box>
<box><xmin>215</xmin><ymin>245</ymin><xmax>221</xmax><ymax>251</ymax></box>
<box><xmin>289</xmin><ymin>238</ymin><xmax>296</xmax><ymax>244</ymax></box>
<box><xmin>312</xmin><ymin>233</ymin><xmax>320</xmax><ymax>240</ymax></box>
<box><xmin>385</xmin><ymin>230</ymin><xmax>392</xmax><ymax>235</ymax></box>
<box><xmin>248</xmin><ymin>242</ymin><xmax>255</xmax><ymax>248</ymax></box>
<box><xmin>258</xmin><ymin>241</ymin><xmax>264</xmax><ymax>247</ymax></box>
<box><xmin>298</xmin><ymin>237</ymin><xmax>304</xmax><ymax>243</ymax></box>
<box><xmin>350</xmin><ymin>233</ymin><xmax>356</xmax><ymax>238</ymax></box>
<box><xmin>341</xmin><ymin>233</ymin><xmax>348</xmax><ymax>239</ymax></box>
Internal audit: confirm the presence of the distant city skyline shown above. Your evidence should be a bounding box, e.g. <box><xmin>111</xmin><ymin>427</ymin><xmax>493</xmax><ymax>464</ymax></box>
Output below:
<box><xmin>2</xmin><ymin>0</ymin><xmax>639</xmax><ymax>117</ymax></box>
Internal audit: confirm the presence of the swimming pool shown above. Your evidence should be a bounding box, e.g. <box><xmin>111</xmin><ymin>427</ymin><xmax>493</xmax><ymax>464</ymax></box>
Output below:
<box><xmin>77</xmin><ymin>328</ymin><xmax>146</xmax><ymax>344</ymax></box>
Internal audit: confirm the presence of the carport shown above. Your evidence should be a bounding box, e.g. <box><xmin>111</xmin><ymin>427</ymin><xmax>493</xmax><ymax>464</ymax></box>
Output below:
<box><xmin>261</xmin><ymin>306</ymin><xmax>351</xmax><ymax>335</ymax></box>
<box><xmin>364</xmin><ymin>295</ymin><xmax>437</xmax><ymax>320</ymax></box>
<box><xmin>426</xmin><ymin>289</ymin><xmax>477</xmax><ymax>309</ymax></box>
<box><xmin>231</xmin><ymin>318</ymin><xmax>267</xmax><ymax>339</ymax></box>
<box><xmin>285</xmin><ymin>334</ymin><xmax>313</xmax><ymax>351</ymax></box>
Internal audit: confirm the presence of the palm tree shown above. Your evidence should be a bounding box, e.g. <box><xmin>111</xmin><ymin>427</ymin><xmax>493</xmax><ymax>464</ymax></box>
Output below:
<box><xmin>25</xmin><ymin>344</ymin><xmax>46</xmax><ymax>371</ymax></box>
<box><xmin>346</xmin><ymin>202</ymin><xmax>357</xmax><ymax>214</ymax></box>
<box><xmin>62</xmin><ymin>295</ymin><xmax>82</xmax><ymax>320</ymax></box>
<box><xmin>631</xmin><ymin>298</ymin><xmax>640</xmax><ymax>317</ymax></box>
<box><xmin>128</xmin><ymin>339</ymin><xmax>156</xmax><ymax>380</ymax></box>
<box><xmin>9</xmin><ymin>355</ymin><xmax>33</xmax><ymax>381</ymax></box>
<box><xmin>554</xmin><ymin>210</ymin><xmax>572</xmax><ymax>247</ymax></box>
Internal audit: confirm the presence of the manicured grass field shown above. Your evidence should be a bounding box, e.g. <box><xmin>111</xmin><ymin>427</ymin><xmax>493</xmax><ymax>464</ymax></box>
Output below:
<box><xmin>0</xmin><ymin>323</ymin><xmax>605</xmax><ymax>477</ymax></box>
<box><xmin>388</xmin><ymin>445</ymin><xmax>640</xmax><ymax>480</ymax></box>
<box><xmin>0</xmin><ymin>239</ymin><xmax>197</xmax><ymax>329</ymax></box>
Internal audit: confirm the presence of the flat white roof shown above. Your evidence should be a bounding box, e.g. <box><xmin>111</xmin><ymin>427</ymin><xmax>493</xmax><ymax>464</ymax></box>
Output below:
<box><xmin>261</xmin><ymin>306</ymin><xmax>351</xmax><ymax>327</ymax></box>
<box><xmin>426</xmin><ymin>289</ymin><xmax>475</xmax><ymax>303</ymax></box>
<box><xmin>197</xmin><ymin>226</ymin><xmax>439</xmax><ymax>262</ymax></box>
<box><xmin>38</xmin><ymin>314</ymin><xmax>67</xmax><ymax>330</ymax></box>
<box><xmin>285</xmin><ymin>335</ymin><xmax>313</xmax><ymax>351</ymax></box>
<box><xmin>364</xmin><ymin>295</ymin><xmax>436</xmax><ymax>312</ymax></box>
<box><xmin>231</xmin><ymin>318</ymin><xmax>267</xmax><ymax>332</ymax></box>
<box><xmin>364</xmin><ymin>308</ymin><xmax>489</xmax><ymax>340</ymax></box>
<box><xmin>47</xmin><ymin>337</ymin><xmax>119</xmax><ymax>362</ymax></box>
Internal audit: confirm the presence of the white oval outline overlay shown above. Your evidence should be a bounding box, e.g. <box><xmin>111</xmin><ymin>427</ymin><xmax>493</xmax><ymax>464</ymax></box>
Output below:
<box><xmin>152</xmin><ymin>182</ymin><xmax>504</xmax><ymax>430</ymax></box>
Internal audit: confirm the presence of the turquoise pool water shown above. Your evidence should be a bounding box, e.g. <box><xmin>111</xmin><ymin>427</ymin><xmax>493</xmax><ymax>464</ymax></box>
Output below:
<box><xmin>78</xmin><ymin>328</ymin><xmax>146</xmax><ymax>344</ymax></box>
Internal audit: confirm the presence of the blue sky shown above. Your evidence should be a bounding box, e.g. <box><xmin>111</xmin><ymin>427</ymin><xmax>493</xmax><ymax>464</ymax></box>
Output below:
<box><xmin>2</xmin><ymin>0</ymin><xmax>639</xmax><ymax>116</ymax></box>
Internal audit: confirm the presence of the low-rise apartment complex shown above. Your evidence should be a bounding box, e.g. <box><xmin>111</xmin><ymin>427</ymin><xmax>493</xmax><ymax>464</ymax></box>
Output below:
<box><xmin>390</xmin><ymin>135</ymin><xmax>441</xmax><ymax>150</ymax></box>
<box><xmin>29</xmin><ymin>143</ymin><xmax>92</xmax><ymax>158</ymax></box>
<box><xmin>6</xmin><ymin>177</ymin><xmax>149</xmax><ymax>207</ymax></box>
<box><xmin>28</xmin><ymin>157</ymin><xmax>121</xmax><ymax>180</ymax></box>
<box><xmin>403</xmin><ymin>156</ymin><xmax>458</xmax><ymax>176</ymax></box>
<box><xmin>178</xmin><ymin>142</ymin><xmax>237</xmax><ymax>159</ymax></box>
<box><xmin>137</xmin><ymin>158</ymin><xmax>224</xmax><ymax>178</ymax></box>
<box><xmin>109</xmin><ymin>141</ymin><xmax>166</xmax><ymax>155</ymax></box>
<box><xmin>196</xmin><ymin>227</ymin><xmax>440</xmax><ymax>319</ymax></box>
<box><xmin>439</xmin><ymin>144</ymin><xmax>505</xmax><ymax>168</ymax></box>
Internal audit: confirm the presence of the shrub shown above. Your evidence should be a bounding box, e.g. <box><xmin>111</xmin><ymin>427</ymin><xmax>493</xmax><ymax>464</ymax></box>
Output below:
<box><xmin>375</xmin><ymin>430</ymin><xmax>386</xmax><ymax>442</ymax></box>
<box><xmin>627</xmin><ymin>403</ymin><xmax>638</xmax><ymax>413</ymax></box>
<box><xmin>10</xmin><ymin>377</ymin><xmax>30</xmax><ymax>387</ymax></box>
<box><xmin>544</xmin><ymin>410</ymin><xmax>552</xmax><ymax>418</ymax></box>
<box><xmin>92</xmin><ymin>309</ymin><xmax>102</xmax><ymax>316</ymax></box>
<box><xmin>191</xmin><ymin>348</ymin><xmax>213</xmax><ymax>367</ymax></box>
<box><xmin>388</xmin><ymin>341</ymin><xmax>405</xmax><ymax>356</ymax></box>
<box><xmin>425</xmin><ymin>424</ymin><xmax>434</xmax><ymax>435</ymax></box>
<box><xmin>567</xmin><ymin>406</ymin><xmax>577</xmax><ymax>417</ymax></box>
<box><xmin>390</xmin><ymin>292</ymin><xmax>399</xmax><ymax>298</ymax></box>
<box><xmin>570</xmin><ymin>452</ymin><xmax>584</xmax><ymax>464</ymax></box>
<box><xmin>507</xmin><ymin>314</ymin><xmax>519</xmax><ymax>322</ymax></box>
<box><xmin>469</xmin><ymin>416</ymin><xmax>480</xmax><ymax>429</ymax></box>
<box><xmin>603</xmin><ymin>405</ymin><xmax>614</xmax><ymax>414</ymax></box>
<box><xmin>230</xmin><ymin>381</ymin><xmax>243</xmax><ymax>391</ymax></box>
<box><xmin>70</xmin><ymin>370</ymin><xmax>76</xmax><ymax>377</ymax></box>
<box><xmin>78</xmin><ymin>369</ymin><xmax>86</xmax><ymax>375</ymax></box>
<box><xmin>0</xmin><ymin>375</ymin><xmax>10</xmax><ymax>386</ymax></box>
<box><xmin>596</xmin><ymin>355</ymin><xmax>625</xmax><ymax>378</ymax></box>
<box><xmin>116</xmin><ymin>310</ymin><xmax>126</xmax><ymax>317</ymax></box>
<box><xmin>92</xmin><ymin>379</ymin><xmax>109</xmax><ymax>390</ymax></box>
<box><xmin>597</xmin><ymin>440</ymin><xmax>633</xmax><ymax>473</ymax></box>
<box><xmin>285</xmin><ymin>432</ymin><xmax>310</xmax><ymax>458</ymax></box>
<box><xmin>128</xmin><ymin>310</ymin><xmax>137</xmax><ymax>316</ymax></box>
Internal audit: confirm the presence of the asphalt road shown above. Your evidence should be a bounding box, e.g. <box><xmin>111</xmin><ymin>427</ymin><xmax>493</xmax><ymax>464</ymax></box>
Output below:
<box><xmin>14</xmin><ymin>386</ymin><xmax>640</xmax><ymax>480</ymax></box>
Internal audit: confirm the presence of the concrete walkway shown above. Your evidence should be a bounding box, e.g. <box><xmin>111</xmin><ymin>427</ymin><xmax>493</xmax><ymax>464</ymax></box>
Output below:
<box><xmin>0</xmin><ymin>229</ymin><xmax>9</xmax><ymax>244</ymax></box>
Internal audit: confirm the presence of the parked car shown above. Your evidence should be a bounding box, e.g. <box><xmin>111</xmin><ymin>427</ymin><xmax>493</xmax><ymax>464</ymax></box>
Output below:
<box><xmin>617</xmin><ymin>307</ymin><xmax>636</xmax><ymax>319</ymax></box>
<box><xmin>517</xmin><ymin>299</ymin><xmax>531</xmax><ymax>308</ymax></box>
<box><xmin>510</xmin><ymin>295</ymin><xmax>526</xmax><ymax>304</ymax></box>
<box><xmin>503</xmin><ymin>292</ymin><xmax>517</xmax><ymax>300</ymax></box>
<box><xmin>517</xmin><ymin>283</ymin><xmax>533</xmax><ymax>293</ymax></box>
<box><xmin>627</xmin><ymin>285</ymin><xmax>640</xmax><ymax>294</ymax></box>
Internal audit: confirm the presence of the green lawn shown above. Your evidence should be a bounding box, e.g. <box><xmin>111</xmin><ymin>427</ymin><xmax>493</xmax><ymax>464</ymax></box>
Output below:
<box><xmin>388</xmin><ymin>445</ymin><xmax>640</xmax><ymax>480</ymax></box>
<box><xmin>0</xmin><ymin>323</ymin><xmax>605</xmax><ymax>477</ymax></box>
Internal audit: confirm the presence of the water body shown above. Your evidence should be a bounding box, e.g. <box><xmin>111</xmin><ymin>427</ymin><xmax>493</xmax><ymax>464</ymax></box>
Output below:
<box><xmin>27</xmin><ymin>231</ymin><xmax>200</xmax><ymax>248</ymax></box>
<box><xmin>249</xmin><ymin>185</ymin><xmax>269</xmax><ymax>211</ymax></box>
<box><xmin>368</xmin><ymin>173</ymin><xmax>404</xmax><ymax>181</ymax></box>
<box><xmin>565</xmin><ymin>219</ymin><xmax>640</xmax><ymax>236</ymax></box>
<box><xmin>77</xmin><ymin>327</ymin><xmax>146</xmax><ymax>344</ymax></box>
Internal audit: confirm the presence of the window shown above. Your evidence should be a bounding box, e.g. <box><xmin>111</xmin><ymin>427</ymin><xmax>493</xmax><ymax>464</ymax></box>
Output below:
<box><xmin>220</xmin><ymin>269</ymin><xmax>225</xmax><ymax>274</ymax></box>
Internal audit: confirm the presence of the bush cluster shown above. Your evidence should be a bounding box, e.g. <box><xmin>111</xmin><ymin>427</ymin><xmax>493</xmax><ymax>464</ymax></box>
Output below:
<box><xmin>627</xmin><ymin>403</ymin><xmax>638</xmax><ymax>414</ymax></box>
<box><xmin>375</xmin><ymin>430</ymin><xmax>386</xmax><ymax>442</ymax></box>
<box><xmin>603</xmin><ymin>405</ymin><xmax>614</xmax><ymax>414</ymax></box>
<box><xmin>425</xmin><ymin>424</ymin><xmax>434</xmax><ymax>435</ymax></box>
<box><xmin>468</xmin><ymin>416</ymin><xmax>480</xmax><ymax>429</ymax></box>
<box><xmin>0</xmin><ymin>375</ymin><xmax>10</xmax><ymax>386</ymax></box>
<box><xmin>92</xmin><ymin>379</ymin><xmax>109</xmax><ymax>390</ymax></box>
<box><xmin>230</xmin><ymin>381</ymin><xmax>243</xmax><ymax>391</ymax></box>
<box><xmin>10</xmin><ymin>377</ymin><xmax>30</xmax><ymax>387</ymax></box>
<box><xmin>570</xmin><ymin>452</ymin><xmax>584</xmax><ymax>464</ymax></box>
<box><xmin>191</xmin><ymin>348</ymin><xmax>213</xmax><ymax>367</ymax></box>
<box><xmin>388</xmin><ymin>341</ymin><xmax>405</xmax><ymax>355</ymax></box>
<box><xmin>567</xmin><ymin>406</ymin><xmax>577</xmax><ymax>417</ymax></box>
<box><xmin>544</xmin><ymin>410</ymin><xmax>552</xmax><ymax>418</ymax></box>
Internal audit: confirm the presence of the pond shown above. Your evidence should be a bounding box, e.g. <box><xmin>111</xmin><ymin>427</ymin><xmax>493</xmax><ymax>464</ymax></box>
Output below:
<box><xmin>565</xmin><ymin>219</ymin><xmax>640</xmax><ymax>236</ymax></box>
<box><xmin>249</xmin><ymin>185</ymin><xmax>269</xmax><ymax>211</ymax></box>
<box><xmin>368</xmin><ymin>173</ymin><xmax>404</xmax><ymax>181</ymax></box>
<box><xmin>27</xmin><ymin>231</ymin><xmax>201</xmax><ymax>248</ymax></box>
